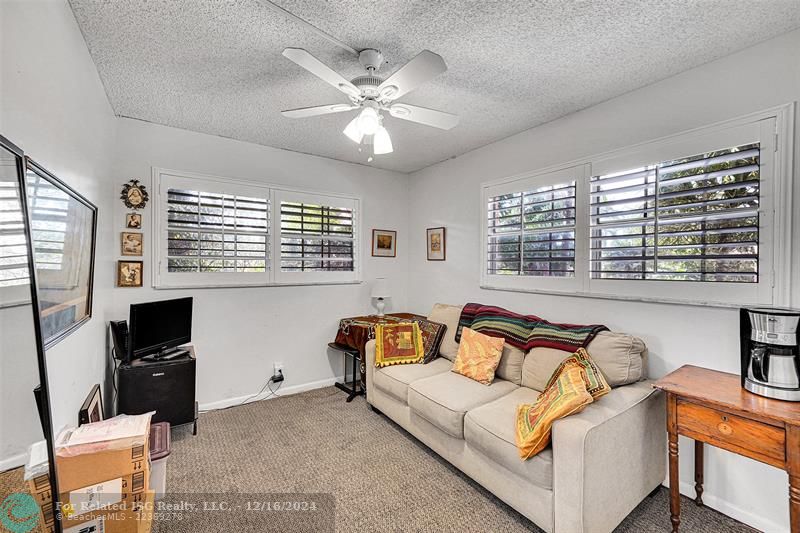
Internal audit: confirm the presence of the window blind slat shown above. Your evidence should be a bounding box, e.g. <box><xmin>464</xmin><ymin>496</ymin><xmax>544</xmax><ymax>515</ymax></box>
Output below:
<box><xmin>279</xmin><ymin>201</ymin><xmax>354</xmax><ymax>272</ymax></box>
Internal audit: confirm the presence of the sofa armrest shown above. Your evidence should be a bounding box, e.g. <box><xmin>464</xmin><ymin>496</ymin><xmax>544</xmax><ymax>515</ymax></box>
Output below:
<box><xmin>551</xmin><ymin>381</ymin><xmax>666</xmax><ymax>533</ymax></box>
<box><xmin>365</xmin><ymin>339</ymin><xmax>376</xmax><ymax>403</ymax></box>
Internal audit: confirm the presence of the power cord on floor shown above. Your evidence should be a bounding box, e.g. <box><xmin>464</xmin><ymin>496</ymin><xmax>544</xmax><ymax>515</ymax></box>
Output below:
<box><xmin>200</xmin><ymin>371</ymin><xmax>284</xmax><ymax>414</ymax></box>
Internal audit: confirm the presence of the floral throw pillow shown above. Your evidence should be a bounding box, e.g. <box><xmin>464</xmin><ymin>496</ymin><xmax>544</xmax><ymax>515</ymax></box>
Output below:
<box><xmin>452</xmin><ymin>327</ymin><xmax>505</xmax><ymax>385</ymax></box>
<box><xmin>374</xmin><ymin>322</ymin><xmax>425</xmax><ymax>368</ymax></box>
<box><xmin>543</xmin><ymin>347</ymin><xmax>611</xmax><ymax>400</ymax></box>
<box><xmin>515</xmin><ymin>363</ymin><xmax>594</xmax><ymax>459</ymax></box>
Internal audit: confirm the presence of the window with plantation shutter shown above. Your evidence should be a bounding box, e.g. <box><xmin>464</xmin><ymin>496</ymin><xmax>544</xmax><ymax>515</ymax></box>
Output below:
<box><xmin>279</xmin><ymin>202</ymin><xmax>354</xmax><ymax>272</ymax></box>
<box><xmin>481</xmin><ymin>110</ymin><xmax>789</xmax><ymax>307</ymax></box>
<box><xmin>274</xmin><ymin>189</ymin><xmax>359</xmax><ymax>284</ymax></box>
<box><xmin>487</xmin><ymin>181</ymin><xmax>576</xmax><ymax>277</ymax></box>
<box><xmin>154</xmin><ymin>168</ymin><xmax>360</xmax><ymax>288</ymax></box>
<box><xmin>166</xmin><ymin>189</ymin><xmax>269</xmax><ymax>273</ymax></box>
<box><xmin>590</xmin><ymin>143</ymin><xmax>760</xmax><ymax>282</ymax></box>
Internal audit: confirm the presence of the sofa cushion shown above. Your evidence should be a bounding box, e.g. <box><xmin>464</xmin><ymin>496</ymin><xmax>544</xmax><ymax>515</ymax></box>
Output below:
<box><xmin>522</xmin><ymin>331</ymin><xmax>646</xmax><ymax>391</ymax></box>
<box><xmin>373</xmin><ymin>357</ymin><xmax>451</xmax><ymax>403</ymax></box>
<box><xmin>464</xmin><ymin>387</ymin><xmax>553</xmax><ymax>489</ymax></box>
<box><xmin>452</xmin><ymin>327</ymin><xmax>505</xmax><ymax>385</ymax></box>
<box><xmin>496</xmin><ymin>344</ymin><xmax>525</xmax><ymax>385</ymax></box>
<box><xmin>427</xmin><ymin>303</ymin><xmax>464</xmax><ymax>361</ymax></box>
<box><xmin>408</xmin><ymin>371</ymin><xmax>517</xmax><ymax>438</ymax></box>
<box><xmin>375</xmin><ymin>323</ymin><xmax>424</xmax><ymax>368</ymax></box>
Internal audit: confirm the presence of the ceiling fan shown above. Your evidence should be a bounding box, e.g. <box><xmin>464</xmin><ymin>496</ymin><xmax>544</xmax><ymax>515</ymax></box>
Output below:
<box><xmin>281</xmin><ymin>47</ymin><xmax>459</xmax><ymax>161</ymax></box>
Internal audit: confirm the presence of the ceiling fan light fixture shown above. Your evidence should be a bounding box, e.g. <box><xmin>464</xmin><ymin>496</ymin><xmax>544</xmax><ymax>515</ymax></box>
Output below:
<box><xmin>357</xmin><ymin>106</ymin><xmax>380</xmax><ymax>135</ymax></box>
<box><xmin>343</xmin><ymin>116</ymin><xmax>364</xmax><ymax>144</ymax></box>
<box><xmin>374</xmin><ymin>126</ymin><xmax>393</xmax><ymax>155</ymax></box>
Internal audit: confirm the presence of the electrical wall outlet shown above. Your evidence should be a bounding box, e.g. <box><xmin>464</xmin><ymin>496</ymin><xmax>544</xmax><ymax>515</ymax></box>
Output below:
<box><xmin>273</xmin><ymin>362</ymin><xmax>283</xmax><ymax>375</ymax></box>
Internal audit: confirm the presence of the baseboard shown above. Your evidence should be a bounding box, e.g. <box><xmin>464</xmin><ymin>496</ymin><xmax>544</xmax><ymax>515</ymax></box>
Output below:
<box><xmin>677</xmin><ymin>480</ymin><xmax>788</xmax><ymax>533</ymax></box>
<box><xmin>199</xmin><ymin>376</ymin><xmax>345</xmax><ymax>412</ymax></box>
<box><xmin>0</xmin><ymin>452</ymin><xmax>27</xmax><ymax>473</ymax></box>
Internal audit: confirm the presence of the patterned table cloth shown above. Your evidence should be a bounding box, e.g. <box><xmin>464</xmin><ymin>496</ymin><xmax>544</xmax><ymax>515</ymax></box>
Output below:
<box><xmin>334</xmin><ymin>313</ymin><xmax>423</xmax><ymax>389</ymax></box>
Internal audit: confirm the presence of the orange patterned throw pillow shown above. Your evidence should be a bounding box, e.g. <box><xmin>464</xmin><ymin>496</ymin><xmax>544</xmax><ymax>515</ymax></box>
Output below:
<box><xmin>515</xmin><ymin>363</ymin><xmax>594</xmax><ymax>459</ymax></box>
<box><xmin>374</xmin><ymin>322</ymin><xmax>425</xmax><ymax>368</ymax></box>
<box><xmin>452</xmin><ymin>327</ymin><xmax>505</xmax><ymax>385</ymax></box>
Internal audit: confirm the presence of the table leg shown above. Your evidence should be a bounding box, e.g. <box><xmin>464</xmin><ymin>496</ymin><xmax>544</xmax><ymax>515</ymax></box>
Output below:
<box><xmin>788</xmin><ymin>425</ymin><xmax>800</xmax><ymax>532</ymax></box>
<box><xmin>694</xmin><ymin>440</ymin><xmax>704</xmax><ymax>506</ymax></box>
<box><xmin>667</xmin><ymin>393</ymin><xmax>680</xmax><ymax>532</ymax></box>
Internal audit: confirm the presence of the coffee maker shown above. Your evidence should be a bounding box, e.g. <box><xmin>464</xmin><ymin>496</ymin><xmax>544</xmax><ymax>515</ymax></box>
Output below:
<box><xmin>740</xmin><ymin>307</ymin><xmax>800</xmax><ymax>401</ymax></box>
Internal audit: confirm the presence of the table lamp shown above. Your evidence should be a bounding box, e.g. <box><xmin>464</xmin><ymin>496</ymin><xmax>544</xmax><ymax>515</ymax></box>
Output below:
<box><xmin>371</xmin><ymin>278</ymin><xmax>391</xmax><ymax>317</ymax></box>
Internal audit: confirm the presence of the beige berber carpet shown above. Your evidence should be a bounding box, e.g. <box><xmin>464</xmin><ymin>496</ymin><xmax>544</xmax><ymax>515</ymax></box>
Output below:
<box><xmin>150</xmin><ymin>386</ymin><xmax>755</xmax><ymax>532</ymax></box>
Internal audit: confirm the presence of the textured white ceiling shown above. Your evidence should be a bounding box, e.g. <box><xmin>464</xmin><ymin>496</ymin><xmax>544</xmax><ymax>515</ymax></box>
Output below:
<box><xmin>69</xmin><ymin>0</ymin><xmax>800</xmax><ymax>173</ymax></box>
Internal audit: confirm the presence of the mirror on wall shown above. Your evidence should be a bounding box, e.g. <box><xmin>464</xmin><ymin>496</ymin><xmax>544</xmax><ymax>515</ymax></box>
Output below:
<box><xmin>25</xmin><ymin>160</ymin><xmax>97</xmax><ymax>348</ymax></box>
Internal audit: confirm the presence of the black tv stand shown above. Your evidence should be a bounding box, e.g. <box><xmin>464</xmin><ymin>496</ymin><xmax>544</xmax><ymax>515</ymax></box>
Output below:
<box><xmin>117</xmin><ymin>346</ymin><xmax>198</xmax><ymax>435</ymax></box>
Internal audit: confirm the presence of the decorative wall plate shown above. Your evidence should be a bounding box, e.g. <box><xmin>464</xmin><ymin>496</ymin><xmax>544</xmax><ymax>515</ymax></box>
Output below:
<box><xmin>121</xmin><ymin>179</ymin><xmax>149</xmax><ymax>209</ymax></box>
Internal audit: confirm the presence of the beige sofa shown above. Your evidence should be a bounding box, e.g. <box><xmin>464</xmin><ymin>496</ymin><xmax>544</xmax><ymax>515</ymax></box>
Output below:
<box><xmin>365</xmin><ymin>304</ymin><xmax>666</xmax><ymax>533</ymax></box>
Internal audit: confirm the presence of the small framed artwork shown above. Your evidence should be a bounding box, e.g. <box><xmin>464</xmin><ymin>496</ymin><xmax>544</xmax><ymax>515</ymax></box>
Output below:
<box><xmin>117</xmin><ymin>260</ymin><xmax>143</xmax><ymax>287</ymax></box>
<box><xmin>126</xmin><ymin>212</ymin><xmax>142</xmax><ymax>229</ymax></box>
<box><xmin>372</xmin><ymin>229</ymin><xmax>397</xmax><ymax>257</ymax></box>
<box><xmin>121</xmin><ymin>232</ymin><xmax>143</xmax><ymax>256</ymax></box>
<box><xmin>79</xmin><ymin>384</ymin><xmax>104</xmax><ymax>426</ymax></box>
<box><xmin>427</xmin><ymin>227</ymin><xmax>446</xmax><ymax>261</ymax></box>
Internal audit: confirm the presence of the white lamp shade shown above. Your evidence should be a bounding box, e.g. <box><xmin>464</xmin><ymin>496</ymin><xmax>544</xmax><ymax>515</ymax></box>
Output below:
<box><xmin>343</xmin><ymin>116</ymin><xmax>364</xmax><ymax>144</ymax></box>
<box><xmin>371</xmin><ymin>278</ymin><xmax>391</xmax><ymax>298</ymax></box>
<box><xmin>374</xmin><ymin>126</ymin><xmax>393</xmax><ymax>155</ymax></box>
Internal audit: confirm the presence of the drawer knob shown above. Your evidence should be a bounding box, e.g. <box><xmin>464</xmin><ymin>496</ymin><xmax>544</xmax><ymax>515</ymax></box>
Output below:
<box><xmin>718</xmin><ymin>422</ymin><xmax>733</xmax><ymax>435</ymax></box>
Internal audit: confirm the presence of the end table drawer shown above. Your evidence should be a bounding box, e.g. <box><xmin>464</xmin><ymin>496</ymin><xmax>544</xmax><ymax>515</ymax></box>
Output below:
<box><xmin>677</xmin><ymin>400</ymin><xmax>785</xmax><ymax>467</ymax></box>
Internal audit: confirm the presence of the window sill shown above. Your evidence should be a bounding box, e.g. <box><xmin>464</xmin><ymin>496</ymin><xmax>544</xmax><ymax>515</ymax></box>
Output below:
<box><xmin>480</xmin><ymin>284</ymin><xmax>757</xmax><ymax>309</ymax></box>
<box><xmin>153</xmin><ymin>280</ymin><xmax>363</xmax><ymax>290</ymax></box>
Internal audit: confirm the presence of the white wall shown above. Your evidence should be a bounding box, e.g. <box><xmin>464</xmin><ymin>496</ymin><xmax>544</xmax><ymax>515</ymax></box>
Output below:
<box><xmin>407</xmin><ymin>29</ymin><xmax>800</xmax><ymax>532</ymax></box>
<box><xmin>0</xmin><ymin>0</ymin><xmax>117</xmax><ymax>466</ymax></box>
<box><xmin>111</xmin><ymin>118</ymin><xmax>409</xmax><ymax>409</ymax></box>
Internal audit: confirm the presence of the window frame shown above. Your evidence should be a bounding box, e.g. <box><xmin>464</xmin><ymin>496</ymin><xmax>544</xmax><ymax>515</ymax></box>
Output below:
<box><xmin>481</xmin><ymin>163</ymin><xmax>590</xmax><ymax>293</ymax></box>
<box><xmin>480</xmin><ymin>104</ymin><xmax>794</xmax><ymax>308</ymax></box>
<box><xmin>152</xmin><ymin>168</ymin><xmax>361</xmax><ymax>289</ymax></box>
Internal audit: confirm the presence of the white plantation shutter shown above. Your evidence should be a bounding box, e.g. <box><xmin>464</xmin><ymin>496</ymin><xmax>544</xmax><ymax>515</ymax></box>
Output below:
<box><xmin>166</xmin><ymin>189</ymin><xmax>269</xmax><ymax>273</ymax></box>
<box><xmin>590</xmin><ymin>143</ymin><xmax>760</xmax><ymax>283</ymax></box>
<box><xmin>154</xmin><ymin>169</ymin><xmax>360</xmax><ymax>288</ymax></box>
<box><xmin>279</xmin><ymin>202</ymin><xmax>354</xmax><ymax>272</ymax></box>
<box><xmin>274</xmin><ymin>189</ymin><xmax>359</xmax><ymax>284</ymax></box>
<box><xmin>487</xmin><ymin>182</ymin><xmax>576</xmax><ymax>276</ymax></box>
<box><xmin>0</xmin><ymin>178</ymin><xmax>28</xmax><ymax>287</ymax></box>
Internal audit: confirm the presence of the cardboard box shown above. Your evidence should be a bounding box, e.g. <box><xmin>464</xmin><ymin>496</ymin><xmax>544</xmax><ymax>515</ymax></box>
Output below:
<box><xmin>62</xmin><ymin>490</ymin><xmax>155</xmax><ymax>533</ymax></box>
<box><xmin>27</xmin><ymin>469</ymin><xmax>150</xmax><ymax>533</ymax></box>
<box><xmin>56</xmin><ymin>436</ymin><xmax>149</xmax><ymax>493</ymax></box>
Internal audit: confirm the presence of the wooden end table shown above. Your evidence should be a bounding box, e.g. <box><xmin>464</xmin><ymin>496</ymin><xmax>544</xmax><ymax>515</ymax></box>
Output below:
<box><xmin>654</xmin><ymin>365</ymin><xmax>800</xmax><ymax>532</ymax></box>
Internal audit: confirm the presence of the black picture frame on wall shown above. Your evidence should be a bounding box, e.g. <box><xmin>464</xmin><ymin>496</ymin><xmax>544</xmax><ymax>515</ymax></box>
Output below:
<box><xmin>25</xmin><ymin>157</ymin><xmax>98</xmax><ymax>348</ymax></box>
<box><xmin>1</xmin><ymin>133</ymin><xmax>64</xmax><ymax>533</ymax></box>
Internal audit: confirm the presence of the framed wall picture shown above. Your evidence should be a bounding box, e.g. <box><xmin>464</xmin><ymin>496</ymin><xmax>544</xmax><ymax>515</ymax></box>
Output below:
<box><xmin>427</xmin><ymin>227</ymin><xmax>446</xmax><ymax>261</ymax></box>
<box><xmin>371</xmin><ymin>229</ymin><xmax>397</xmax><ymax>257</ymax></box>
<box><xmin>126</xmin><ymin>212</ymin><xmax>142</xmax><ymax>229</ymax></box>
<box><xmin>78</xmin><ymin>384</ymin><xmax>104</xmax><ymax>426</ymax></box>
<box><xmin>117</xmin><ymin>260</ymin><xmax>143</xmax><ymax>287</ymax></box>
<box><xmin>121</xmin><ymin>232</ymin><xmax>143</xmax><ymax>256</ymax></box>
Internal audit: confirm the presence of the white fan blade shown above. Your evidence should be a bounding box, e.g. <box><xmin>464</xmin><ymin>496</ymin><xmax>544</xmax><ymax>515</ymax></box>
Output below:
<box><xmin>282</xmin><ymin>48</ymin><xmax>361</xmax><ymax>98</ymax></box>
<box><xmin>282</xmin><ymin>103</ymin><xmax>357</xmax><ymax>119</ymax></box>
<box><xmin>388</xmin><ymin>104</ymin><xmax>459</xmax><ymax>130</ymax></box>
<box><xmin>378</xmin><ymin>50</ymin><xmax>447</xmax><ymax>101</ymax></box>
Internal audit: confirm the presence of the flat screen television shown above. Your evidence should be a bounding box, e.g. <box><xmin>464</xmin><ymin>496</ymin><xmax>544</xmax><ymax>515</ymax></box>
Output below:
<box><xmin>128</xmin><ymin>297</ymin><xmax>193</xmax><ymax>361</ymax></box>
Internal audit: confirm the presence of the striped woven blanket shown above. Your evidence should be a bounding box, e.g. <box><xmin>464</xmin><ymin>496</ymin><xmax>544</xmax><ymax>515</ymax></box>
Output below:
<box><xmin>455</xmin><ymin>303</ymin><xmax>607</xmax><ymax>352</ymax></box>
